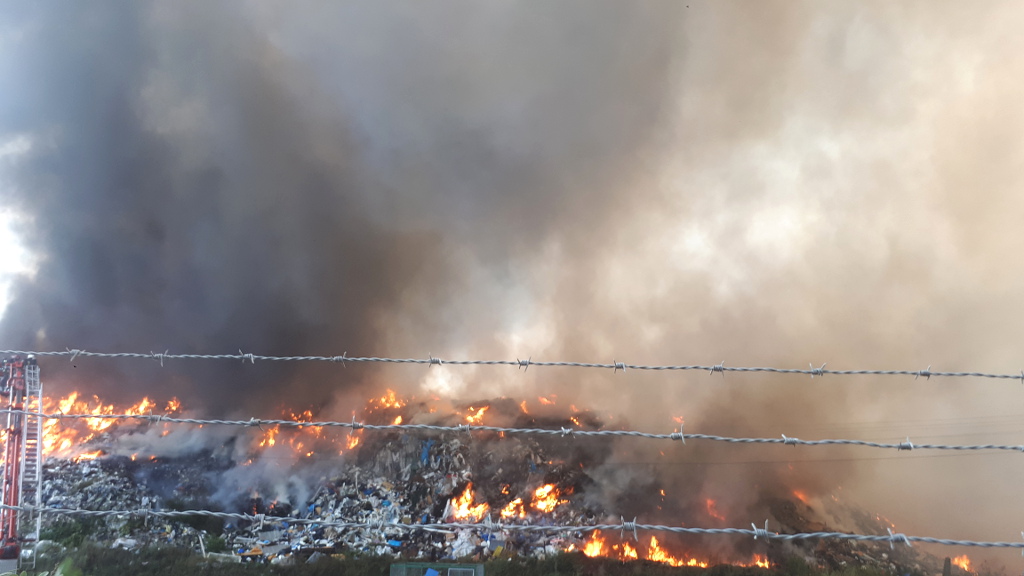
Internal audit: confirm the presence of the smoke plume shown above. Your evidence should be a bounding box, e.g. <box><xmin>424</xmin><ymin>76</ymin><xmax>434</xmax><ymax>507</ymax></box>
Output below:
<box><xmin>2</xmin><ymin>1</ymin><xmax>1024</xmax><ymax>569</ymax></box>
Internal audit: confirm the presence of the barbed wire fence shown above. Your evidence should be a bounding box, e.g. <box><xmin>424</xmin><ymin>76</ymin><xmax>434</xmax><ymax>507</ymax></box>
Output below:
<box><xmin>1</xmin><ymin>503</ymin><xmax>1022</xmax><ymax>552</ymax></box>
<box><xmin>4</xmin><ymin>348</ymin><xmax>1024</xmax><ymax>555</ymax></box>
<box><xmin>8</xmin><ymin>409</ymin><xmax>1024</xmax><ymax>454</ymax></box>
<box><xmin>3</xmin><ymin>348</ymin><xmax>1024</xmax><ymax>382</ymax></box>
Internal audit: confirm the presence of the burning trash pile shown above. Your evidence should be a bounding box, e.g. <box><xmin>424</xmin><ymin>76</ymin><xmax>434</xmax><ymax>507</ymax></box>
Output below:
<box><xmin>29</xmin><ymin>391</ymin><xmax>964</xmax><ymax>573</ymax></box>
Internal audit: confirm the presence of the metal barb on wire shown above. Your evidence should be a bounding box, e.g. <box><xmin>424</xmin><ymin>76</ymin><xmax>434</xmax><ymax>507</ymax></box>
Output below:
<box><xmin>613</xmin><ymin>361</ymin><xmax>626</xmax><ymax>373</ymax></box>
<box><xmin>150</xmin><ymin>350</ymin><xmax>169</xmax><ymax>367</ymax></box>
<box><xmin>621</xmin><ymin>517</ymin><xmax>638</xmax><ymax>541</ymax></box>
<box><xmin>810</xmin><ymin>363</ymin><xmax>827</xmax><ymax>378</ymax></box>
<box><xmin>752</xmin><ymin>520</ymin><xmax>771</xmax><ymax>540</ymax></box>
<box><xmin>898</xmin><ymin>437</ymin><xmax>914</xmax><ymax>451</ymax></box>
<box><xmin>888</xmin><ymin>528</ymin><xmax>912</xmax><ymax>549</ymax></box>
<box><xmin>239</xmin><ymin>349</ymin><xmax>255</xmax><ymax>364</ymax></box>
<box><xmin>916</xmin><ymin>366</ymin><xmax>932</xmax><ymax>380</ymax></box>
<box><xmin>429</xmin><ymin>354</ymin><xmax>443</xmax><ymax>366</ymax></box>
<box><xmin>332</xmin><ymin>352</ymin><xmax>348</xmax><ymax>367</ymax></box>
<box><xmin>517</xmin><ymin>357</ymin><xmax>531</xmax><ymax>372</ymax></box>
<box><xmin>670</xmin><ymin>425</ymin><xmax>685</xmax><ymax>444</ymax></box>
<box><xmin>710</xmin><ymin>361</ymin><xmax>725</xmax><ymax>376</ymax></box>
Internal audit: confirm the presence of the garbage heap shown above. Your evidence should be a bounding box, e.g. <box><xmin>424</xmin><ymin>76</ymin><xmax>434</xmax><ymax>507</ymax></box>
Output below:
<box><xmin>32</xmin><ymin>396</ymin><xmax>960</xmax><ymax>573</ymax></box>
<box><xmin>35</xmin><ymin>399</ymin><xmax>620</xmax><ymax>563</ymax></box>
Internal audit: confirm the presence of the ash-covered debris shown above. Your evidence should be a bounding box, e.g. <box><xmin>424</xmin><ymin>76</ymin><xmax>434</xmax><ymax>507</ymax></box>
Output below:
<box><xmin>39</xmin><ymin>452</ymin><xmax>234</xmax><ymax>552</ymax></box>
<box><xmin>766</xmin><ymin>497</ymin><xmax>945</xmax><ymax>576</ymax></box>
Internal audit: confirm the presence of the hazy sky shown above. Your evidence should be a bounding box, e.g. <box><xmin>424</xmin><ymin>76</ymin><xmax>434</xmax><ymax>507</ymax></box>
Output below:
<box><xmin>2</xmin><ymin>1</ymin><xmax>1024</xmax><ymax>570</ymax></box>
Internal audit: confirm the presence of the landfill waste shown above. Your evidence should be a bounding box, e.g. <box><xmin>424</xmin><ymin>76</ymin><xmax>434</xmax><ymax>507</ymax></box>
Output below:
<box><xmin>30</xmin><ymin>395</ymin><xmax>957</xmax><ymax>573</ymax></box>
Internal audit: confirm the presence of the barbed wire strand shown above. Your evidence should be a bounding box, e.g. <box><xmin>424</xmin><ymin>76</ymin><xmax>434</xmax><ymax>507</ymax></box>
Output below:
<box><xmin>1</xmin><ymin>504</ymin><xmax>1020</xmax><ymax>551</ymax></box>
<box><xmin>9</xmin><ymin>410</ymin><xmax>1024</xmax><ymax>454</ymax></box>
<box><xmin>3</xmin><ymin>349</ymin><xmax>1024</xmax><ymax>382</ymax></box>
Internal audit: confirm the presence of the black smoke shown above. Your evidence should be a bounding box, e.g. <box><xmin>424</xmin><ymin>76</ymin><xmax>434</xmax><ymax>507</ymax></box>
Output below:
<box><xmin>0</xmin><ymin>2</ymin><xmax>682</xmax><ymax>414</ymax></box>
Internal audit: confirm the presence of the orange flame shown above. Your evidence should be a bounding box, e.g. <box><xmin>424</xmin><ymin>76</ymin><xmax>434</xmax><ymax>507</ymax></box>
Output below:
<box><xmin>448</xmin><ymin>484</ymin><xmax>489</xmax><ymax>522</ymax></box>
<box><xmin>538</xmin><ymin>395</ymin><xmax>555</xmax><ymax>406</ymax></box>
<box><xmin>259</xmin><ymin>425</ymin><xmax>279</xmax><ymax>448</ymax></box>
<box><xmin>531</xmin><ymin>484</ymin><xmax>567</xmax><ymax>513</ymax></box>
<box><xmin>792</xmin><ymin>490</ymin><xmax>809</xmax><ymax>505</ymax></box>
<box><xmin>519</xmin><ymin>400</ymin><xmax>529</xmax><ymax>414</ymax></box>
<box><xmin>952</xmin><ymin>555</ymin><xmax>972</xmax><ymax>572</ymax></box>
<box><xmin>464</xmin><ymin>406</ymin><xmax>488</xmax><ymax>424</ymax></box>
<box><xmin>705</xmin><ymin>498</ymin><xmax>725</xmax><ymax>521</ymax></box>
<box><xmin>371</xmin><ymin>389</ymin><xmax>406</xmax><ymax>409</ymax></box>
<box><xmin>42</xmin><ymin>393</ymin><xmax>181</xmax><ymax>457</ymax></box>
<box><xmin>346</xmin><ymin>433</ymin><xmax>362</xmax><ymax>450</ymax></box>
<box><xmin>393</xmin><ymin>415</ymin><xmax>403</xmax><ymax>425</ymax></box>
<box><xmin>582</xmin><ymin>531</ymin><xmax>605</xmax><ymax>557</ymax></box>
<box><xmin>647</xmin><ymin>536</ymin><xmax>709</xmax><ymax>567</ymax></box>
<box><xmin>74</xmin><ymin>450</ymin><xmax>103</xmax><ymax>462</ymax></box>
<box><xmin>500</xmin><ymin>497</ymin><xmax>526</xmax><ymax>520</ymax></box>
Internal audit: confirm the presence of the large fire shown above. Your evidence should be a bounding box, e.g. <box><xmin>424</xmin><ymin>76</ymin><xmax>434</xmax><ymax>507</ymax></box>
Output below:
<box><xmin>42</xmin><ymin>393</ymin><xmax>178</xmax><ymax>456</ymax></box>
<box><xmin>36</xmin><ymin>386</ymin><xmax>778</xmax><ymax>568</ymax></box>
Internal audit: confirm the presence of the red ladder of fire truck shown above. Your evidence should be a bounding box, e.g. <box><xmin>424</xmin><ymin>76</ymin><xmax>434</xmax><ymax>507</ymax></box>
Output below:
<box><xmin>0</xmin><ymin>356</ymin><xmax>43</xmax><ymax>569</ymax></box>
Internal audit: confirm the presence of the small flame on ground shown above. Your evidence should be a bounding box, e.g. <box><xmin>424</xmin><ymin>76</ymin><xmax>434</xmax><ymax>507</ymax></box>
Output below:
<box><xmin>346</xmin><ymin>433</ymin><xmax>362</xmax><ymax>450</ymax></box>
<box><xmin>519</xmin><ymin>400</ymin><xmax>529</xmax><ymax>414</ymax></box>
<box><xmin>372</xmin><ymin>389</ymin><xmax>406</xmax><ymax>409</ymax></box>
<box><xmin>793</xmin><ymin>490</ymin><xmax>809</xmax><ymax>505</ymax></box>
<box><xmin>583</xmin><ymin>531</ymin><xmax>605</xmax><ymax>557</ymax></box>
<box><xmin>74</xmin><ymin>450</ymin><xmax>102</xmax><ymax>462</ymax></box>
<box><xmin>259</xmin><ymin>426</ymin><xmax>279</xmax><ymax>447</ymax></box>
<box><xmin>393</xmin><ymin>415</ymin><xmax>403</xmax><ymax>425</ymax></box>
<box><xmin>532</xmin><ymin>484</ymin><xmax>567</xmax><ymax>513</ymax></box>
<box><xmin>449</xmin><ymin>484</ymin><xmax>489</xmax><ymax>522</ymax></box>
<box><xmin>465</xmin><ymin>406</ymin><xmax>489</xmax><ymax>424</ymax></box>
<box><xmin>952</xmin><ymin>555</ymin><xmax>972</xmax><ymax>572</ymax></box>
<box><xmin>538</xmin><ymin>395</ymin><xmax>555</xmax><ymax>406</ymax></box>
<box><xmin>500</xmin><ymin>497</ymin><xmax>526</xmax><ymax>520</ymax></box>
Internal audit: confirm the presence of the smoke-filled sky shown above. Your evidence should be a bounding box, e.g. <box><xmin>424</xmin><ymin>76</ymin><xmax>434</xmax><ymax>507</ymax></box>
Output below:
<box><xmin>2</xmin><ymin>1</ymin><xmax>1024</xmax><ymax>569</ymax></box>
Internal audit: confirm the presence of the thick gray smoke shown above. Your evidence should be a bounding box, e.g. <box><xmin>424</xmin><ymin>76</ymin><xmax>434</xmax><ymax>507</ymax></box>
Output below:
<box><xmin>3</xmin><ymin>1</ymin><xmax>1024</xmax><ymax>570</ymax></box>
<box><xmin>0</xmin><ymin>1</ymin><xmax>681</xmax><ymax>411</ymax></box>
